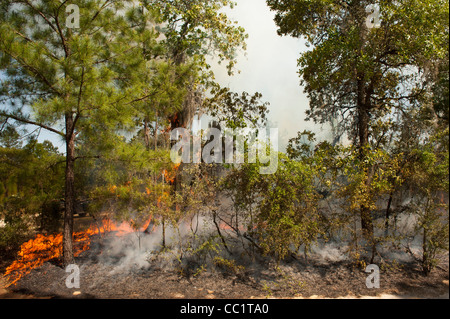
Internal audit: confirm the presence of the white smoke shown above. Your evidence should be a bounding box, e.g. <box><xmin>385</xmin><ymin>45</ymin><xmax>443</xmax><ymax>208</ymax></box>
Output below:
<box><xmin>94</xmin><ymin>215</ymin><xmax>212</xmax><ymax>273</ymax></box>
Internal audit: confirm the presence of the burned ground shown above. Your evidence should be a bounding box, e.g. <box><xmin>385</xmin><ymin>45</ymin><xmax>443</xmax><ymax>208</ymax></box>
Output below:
<box><xmin>1</xmin><ymin>232</ymin><xmax>448</xmax><ymax>299</ymax></box>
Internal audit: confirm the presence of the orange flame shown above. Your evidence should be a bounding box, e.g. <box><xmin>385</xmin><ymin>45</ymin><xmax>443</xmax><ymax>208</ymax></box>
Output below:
<box><xmin>163</xmin><ymin>163</ymin><xmax>181</xmax><ymax>184</ymax></box>
<box><xmin>3</xmin><ymin>217</ymin><xmax>152</xmax><ymax>287</ymax></box>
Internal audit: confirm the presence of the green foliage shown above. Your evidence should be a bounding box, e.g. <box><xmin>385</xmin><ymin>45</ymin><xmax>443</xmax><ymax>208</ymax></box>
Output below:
<box><xmin>222</xmin><ymin>153</ymin><xmax>323</xmax><ymax>261</ymax></box>
<box><xmin>266</xmin><ymin>0</ymin><xmax>449</xmax><ymax>271</ymax></box>
<box><xmin>0</xmin><ymin>218</ymin><xmax>29</xmax><ymax>254</ymax></box>
<box><xmin>146</xmin><ymin>0</ymin><xmax>248</xmax><ymax>75</ymax></box>
<box><xmin>267</xmin><ymin>0</ymin><xmax>448</xmax><ymax>141</ymax></box>
<box><xmin>0</xmin><ymin>0</ymin><xmax>447</xmax><ymax>280</ymax></box>
<box><xmin>213</xmin><ymin>256</ymin><xmax>245</xmax><ymax>275</ymax></box>
<box><xmin>402</xmin><ymin>127</ymin><xmax>449</xmax><ymax>274</ymax></box>
<box><xmin>0</xmin><ymin>0</ymin><xmax>249</xmax><ymax>264</ymax></box>
<box><xmin>286</xmin><ymin>130</ymin><xmax>316</xmax><ymax>160</ymax></box>
<box><xmin>0</xmin><ymin>134</ymin><xmax>64</xmax><ymax>237</ymax></box>
<box><xmin>205</xmin><ymin>87</ymin><xmax>270</xmax><ymax>130</ymax></box>
<box><xmin>335</xmin><ymin>145</ymin><xmax>403</xmax><ymax>214</ymax></box>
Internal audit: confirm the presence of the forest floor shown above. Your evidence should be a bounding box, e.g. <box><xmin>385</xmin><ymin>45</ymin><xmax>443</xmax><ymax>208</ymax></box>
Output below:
<box><xmin>1</xmin><ymin>259</ymin><xmax>448</xmax><ymax>299</ymax></box>
<box><xmin>1</xmin><ymin>233</ymin><xmax>448</xmax><ymax>299</ymax></box>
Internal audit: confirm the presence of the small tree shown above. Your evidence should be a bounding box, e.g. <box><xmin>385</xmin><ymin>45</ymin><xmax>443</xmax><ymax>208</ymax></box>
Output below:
<box><xmin>222</xmin><ymin>152</ymin><xmax>323</xmax><ymax>262</ymax></box>
<box><xmin>404</xmin><ymin>128</ymin><xmax>449</xmax><ymax>275</ymax></box>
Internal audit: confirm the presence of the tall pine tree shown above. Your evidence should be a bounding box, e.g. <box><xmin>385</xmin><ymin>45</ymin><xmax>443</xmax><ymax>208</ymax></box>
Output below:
<box><xmin>0</xmin><ymin>0</ymin><xmax>162</xmax><ymax>265</ymax></box>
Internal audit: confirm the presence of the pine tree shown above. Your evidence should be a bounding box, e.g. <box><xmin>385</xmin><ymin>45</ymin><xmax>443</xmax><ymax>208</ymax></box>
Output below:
<box><xmin>0</xmin><ymin>0</ymin><xmax>162</xmax><ymax>265</ymax></box>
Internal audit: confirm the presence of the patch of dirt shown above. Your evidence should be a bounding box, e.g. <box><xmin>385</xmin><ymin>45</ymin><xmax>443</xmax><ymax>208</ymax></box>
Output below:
<box><xmin>2</xmin><ymin>243</ymin><xmax>448</xmax><ymax>299</ymax></box>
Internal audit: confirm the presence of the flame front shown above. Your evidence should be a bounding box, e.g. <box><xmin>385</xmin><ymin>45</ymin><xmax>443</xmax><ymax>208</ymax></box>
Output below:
<box><xmin>3</xmin><ymin>218</ymin><xmax>152</xmax><ymax>287</ymax></box>
<box><xmin>4</xmin><ymin>164</ymin><xmax>177</xmax><ymax>287</ymax></box>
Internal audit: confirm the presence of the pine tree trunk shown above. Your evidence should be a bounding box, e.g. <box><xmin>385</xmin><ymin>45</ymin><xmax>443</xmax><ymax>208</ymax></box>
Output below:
<box><xmin>63</xmin><ymin>113</ymin><xmax>75</xmax><ymax>266</ymax></box>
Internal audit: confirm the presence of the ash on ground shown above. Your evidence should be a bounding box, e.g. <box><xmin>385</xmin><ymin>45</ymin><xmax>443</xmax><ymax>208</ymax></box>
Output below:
<box><xmin>3</xmin><ymin>233</ymin><xmax>449</xmax><ymax>299</ymax></box>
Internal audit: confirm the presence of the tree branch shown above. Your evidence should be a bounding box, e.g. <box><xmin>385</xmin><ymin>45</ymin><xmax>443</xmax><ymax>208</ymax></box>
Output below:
<box><xmin>3</xmin><ymin>50</ymin><xmax>61</xmax><ymax>96</ymax></box>
<box><xmin>53</xmin><ymin>5</ymin><xmax>70</xmax><ymax>58</ymax></box>
<box><xmin>0</xmin><ymin>111</ymin><xmax>65</xmax><ymax>137</ymax></box>
<box><xmin>19</xmin><ymin>0</ymin><xmax>59</xmax><ymax>34</ymax></box>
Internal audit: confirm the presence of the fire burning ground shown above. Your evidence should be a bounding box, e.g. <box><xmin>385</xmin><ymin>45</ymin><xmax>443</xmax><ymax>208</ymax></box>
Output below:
<box><xmin>2</xmin><ymin>214</ymin><xmax>236</xmax><ymax>288</ymax></box>
<box><xmin>2</xmin><ymin>214</ymin><xmax>449</xmax><ymax>299</ymax></box>
<box><xmin>3</xmin><ymin>218</ymin><xmax>154</xmax><ymax>287</ymax></box>
<box><xmin>1</xmin><ymin>163</ymin><xmax>226</xmax><ymax>289</ymax></box>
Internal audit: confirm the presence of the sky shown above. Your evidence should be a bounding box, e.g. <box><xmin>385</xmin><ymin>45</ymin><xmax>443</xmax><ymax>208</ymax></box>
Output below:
<box><xmin>24</xmin><ymin>0</ymin><xmax>331</xmax><ymax>153</ymax></box>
